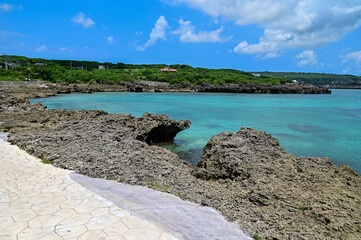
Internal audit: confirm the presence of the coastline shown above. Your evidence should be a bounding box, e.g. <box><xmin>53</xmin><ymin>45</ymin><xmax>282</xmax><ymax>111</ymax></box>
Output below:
<box><xmin>1</xmin><ymin>80</ymin><xmax>360</xmax><ymax>239</ymax></box>
<box><xmin>0</xmin><ymin>80</ymin><xmax>331</xmax><ymax>100</ymax></box>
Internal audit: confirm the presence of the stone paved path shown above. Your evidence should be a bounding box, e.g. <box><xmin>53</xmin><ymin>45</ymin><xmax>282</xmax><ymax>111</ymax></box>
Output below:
<box><xmin>0</xmin><ymin>140</ymin><xmax>178</xmax><ymax>240</ymax></box>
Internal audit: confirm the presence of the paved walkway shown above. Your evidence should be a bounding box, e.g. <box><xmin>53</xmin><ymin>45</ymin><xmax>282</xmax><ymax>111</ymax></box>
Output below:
<box><xmin>0</xmin><ymin>139</ymin><xmax>178</xmax><ymax>240</ymax></box>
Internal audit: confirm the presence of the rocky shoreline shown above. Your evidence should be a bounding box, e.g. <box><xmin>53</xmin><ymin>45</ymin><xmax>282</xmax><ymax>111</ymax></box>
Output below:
<box><xmin>1</xmin><ymin>80</ymin><xmax>360</xmax><ymax>240</ymax></box>
<box><xmin>0</xmin><ymin>80</ymin><xmax>331</xmax><ymax>99</ymax></box>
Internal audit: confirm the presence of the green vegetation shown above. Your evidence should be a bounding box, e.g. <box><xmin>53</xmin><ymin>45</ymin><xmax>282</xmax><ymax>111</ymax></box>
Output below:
<box><xmin>0</xmin><ymin>55</ymin><xmax>288</xmax><ymax>85</ymax></box>
<box><xmin>2</xmin><ymin>55</ymin><xmax>359</xmax><ymax>85</ymax></box>
<box><xmin>148</xmin><ymin>182</ymin><xmax>171</xmax><ymax>192</ymax></box>
<box><xmin>253</xmin><ymin>233</ymin><xmax>262</xmax><ymax>240</ymax></box>
<box><xmin>258</xmin><ymin>72</ymin><xmax>361</xmax><ymax>85</ymax></box>
<box><xmin>299</xmin><ymin>206</ymin><xmax>309</xmax><ymax>211</ymax></box>
<box><xmin>41</xmin><ymin>157</ymin><xmax>53</xmax><ymax>165</ymax></box>
<box><xmin>106</xmin><ymin>176</ymin><xmax>118</xmax><ymax>181</ymax></box>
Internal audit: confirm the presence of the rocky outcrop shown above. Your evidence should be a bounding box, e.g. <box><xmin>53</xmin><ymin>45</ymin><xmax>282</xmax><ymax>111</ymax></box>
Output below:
<box><xmin>113</xmin><ymin>113</ymin><xmax>191</xmax><ymax>144</ymax></box>
<box><xmin>195</xmin><ymin>128</ymin><xmax>287</xmax><ymax>180</ymax></box>
<box><xmin>193</xmin><ymin>128</ymin><xmax>361</xmax><ymax>239</ymax></box>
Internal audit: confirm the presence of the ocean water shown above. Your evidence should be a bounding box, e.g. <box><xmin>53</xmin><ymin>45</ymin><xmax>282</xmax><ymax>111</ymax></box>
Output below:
<box><xmin>31</xmin><ymin>90</ymin><xmax>361</xmax><ymax>173</ymax></box>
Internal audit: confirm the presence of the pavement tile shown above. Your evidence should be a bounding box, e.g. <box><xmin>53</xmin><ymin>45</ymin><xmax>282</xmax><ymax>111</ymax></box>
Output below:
<box><xmin>56</xmin><ymin>224</ymin><xmax>88</xmax><ymax>239</ymax></box>
<box><xmin>28</xmin><ymin>215</ymin><xmax>64</xmax><ymax>228</ymax></box>
<box><xmin>124</xmin><ymin>227</ymin><xmax>162</xmax><ymax>240</ymax></box>
<box><xmin>18</xmin><ymin>227</ymin><xmax>62</xmax><ymax>240</ymax></box>
<box><xmin>122</xmin><ymin>215</ymin><xmax>149</xmax><ymax>229</ymax></box>
<box><xmin>86</xmin><ymin>214</ymin><xmax>121</xmax><ymax>230</ymax></box>
<box><xmin>12</xmin><ymin>208</ymin><xmax>37</xmax><ymax>222</ymax></box>
<box><xmin>103</xmin><ymin>221</ymin><xmax>129</xmax><ymax>236</ymax></box>
<box><xmin>0</xmin><ymin>141</ymin><xmax>179</xmax><ymax>240</ymax></box>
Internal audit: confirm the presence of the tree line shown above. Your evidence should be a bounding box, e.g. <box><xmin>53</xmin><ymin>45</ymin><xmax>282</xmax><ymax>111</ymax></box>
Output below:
<box><xmin>0</xmin><ymin>55</ymin><xmax>291</xmax><ymax>85</ymax></box>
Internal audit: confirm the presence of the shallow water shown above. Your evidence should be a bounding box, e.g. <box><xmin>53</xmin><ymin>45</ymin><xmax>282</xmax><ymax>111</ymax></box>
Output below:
<box><xmin>31</xmin><ymin>89</ymin><xmax>361</xmax><ymax>173</ymax></box>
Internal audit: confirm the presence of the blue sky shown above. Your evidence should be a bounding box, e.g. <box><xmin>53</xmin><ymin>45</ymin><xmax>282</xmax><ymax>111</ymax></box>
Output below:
<box><xmin>1</xmin><ymin>0</ymin><xmax>361</xmax><ymax>75</ymax></box>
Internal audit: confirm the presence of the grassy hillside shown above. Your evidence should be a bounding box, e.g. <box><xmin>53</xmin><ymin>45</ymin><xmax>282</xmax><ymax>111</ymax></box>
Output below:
<box><xmin>257</xmin><ymin>72</ymin><xmax>361</xmax><ymax>85</ymax></box>
<box><xmin>0</xmin><ymin>55</ymin><xmax>288</xmax><ymax>85</ymax></box>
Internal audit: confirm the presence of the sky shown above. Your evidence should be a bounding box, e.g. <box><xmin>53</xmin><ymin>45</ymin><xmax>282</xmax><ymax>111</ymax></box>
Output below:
<box><xmin>1</xmin><ymin>0</ymin><xmax>361</xmax><ymax>75</ymax></box>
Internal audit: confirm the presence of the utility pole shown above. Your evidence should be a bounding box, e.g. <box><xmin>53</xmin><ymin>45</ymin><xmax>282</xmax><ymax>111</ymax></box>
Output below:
<box><xmin>3</xmin><ymin>52</ymin><xmax>8</xmax><ymax>70</ymax></box>
<box><xmin>70</xmin><ymin>60</ymin><xmax>72</xmax><ymax>68</ymax></box>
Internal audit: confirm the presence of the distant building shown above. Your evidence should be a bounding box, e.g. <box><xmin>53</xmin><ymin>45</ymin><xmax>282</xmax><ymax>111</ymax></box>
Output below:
<box><xmin>35</xmin><ymin>63</ymin><xmax>44</xmax><ymax>66</ymax></box>
<box><xmin>159</xmin><ymin>67</ymin><xmax>177</xmax><ymax>72</ymax></box>
<box><xmin>8</xmin><ymin>63</ymin><xmax>21</xmax><ymax>67</ymax></box>
<box><xmin>252</xmin><ymin>73</ymin><xmax>261</xmax><ymax>77</ymax></box>
<box><xmin>98</xmin><ymin>65</ymin><xmax>106</xmax><ymax>70</ymax></box>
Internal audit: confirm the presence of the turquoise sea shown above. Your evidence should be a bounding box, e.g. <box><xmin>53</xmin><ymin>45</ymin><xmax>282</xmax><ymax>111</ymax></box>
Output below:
<box><xmin>31</xmin><ymin>89</ymin><xmax>361</xmax><ymax>173</ymax></box>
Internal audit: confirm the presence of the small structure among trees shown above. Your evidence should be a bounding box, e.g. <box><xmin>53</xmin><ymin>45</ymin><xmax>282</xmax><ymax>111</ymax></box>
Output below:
<box><xmin>159</xmin><ymin>67</ymin><xmax>177</xmax><ymax>72</ymax></box>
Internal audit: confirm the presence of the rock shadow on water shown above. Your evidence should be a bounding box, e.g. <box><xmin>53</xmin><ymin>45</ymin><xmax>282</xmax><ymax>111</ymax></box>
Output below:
<box><xmin>288</xmin><ymin>124</ymin><xmax>332</xmax><ymax>138</ymax></box>
<box><xmin>203</xmin><ymin>124</ymin><xmax>222</xmax><ymax>129</ymax></box>
<box><xmin>176</xmin><ymin>148</ymin><xmax>203</xmax><ymax>166</ymax></box>
<box><xmin>334</xmin><ymin>107</ymin><xmax>361</xmax><ymax>119</ymax></box>
<box><xmin>172</xmin><ymin>139</ymin><xmax>204</xmax><ymax>165</ymax></box>
<box><xmin>153</xmin><ymin>139</ymin><xmax>203</xmax><ymax>166</ymax></box>
<box><xmin>272</xmin><ymin>132</ymin><xmax>301</xmax><ymax>140</ymax></box>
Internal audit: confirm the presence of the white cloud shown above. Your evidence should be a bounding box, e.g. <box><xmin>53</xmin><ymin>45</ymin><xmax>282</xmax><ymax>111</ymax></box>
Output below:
<box><xmin>262</xmin><ymin>52</ymin><xmax>280</xmax><ymax>59</ymax></box>
<box><xmin>35</xmin><ymin>45</ymin><xmax>47</xmax><ymax>52</ymax></box>
<box><xmin>341</xmin><ymin>50</ymin><xmax>361</xmax><ymax>74</ymax></box>
<box><xmin>342</xmin><ymin>50</ymin><xmax>361</xmax><ymax>63</ymax></box>
<box><xmin>172</xmin><ymin>19</ymin><xmax>230</xmax><ymax>43</ymax></box>
<box><xmin>137</xmin><ymin>16</ymin><xmax>169</xmax><ymax>51</ymax></box>
<box><xmin>59</xmin><ymin>47</ymin><xmax>74</xmax><ymax>52</ymax></box>
<box><xmin>72</xmin><ymin>12</ymin><xmax>95</xmax><ymax>28</ymax></box>
<box><xmin>0</xmin><ymin>30</ymin><xmax>28</xmax><ymax>38</ymax></box>
<box><xmin>107</xmin><ymin>36</ymin><xmax>115</xmax><ymax>45</ymax></box>
<box><xmin>296</xmin><ymin>50</ymin><xmax>318</xmax><ymax>68</ymax></box>
<box><xmin>0</xmin><ymin>3</ymin><xmax>14</xmax><ymax>12</ymax></box>
<box><xmin>169</xmin><ymin>0</ymin><xmax>361</xmax><ymax>56</ymax></box>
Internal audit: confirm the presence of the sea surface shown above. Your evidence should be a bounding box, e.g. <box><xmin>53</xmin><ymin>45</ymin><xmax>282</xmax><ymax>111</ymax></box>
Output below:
<box><xmin>31</xmin><ymin>89</ymin><xmax>361</xmax><ymax>173</ymax></box>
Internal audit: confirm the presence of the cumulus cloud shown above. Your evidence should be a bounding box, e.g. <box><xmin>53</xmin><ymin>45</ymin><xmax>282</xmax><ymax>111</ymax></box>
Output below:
<box><xmin>172</xmin><ymin>19</ymin><xmax>230</xmax><ymax>43</ymax></box>
<box><xmin>137</xmin><ymin>16</ymin><xmax>169</xmax><ymax>51</ymax></box>
<box><xmin>107</xmin><ymin>36</ymin><xmax>115</xmax><ymax>45</ymax></box>
<box><xmin>72</xmin><ymin>12</ymin><xmax>95</xmax><ymax>28</ymax></box>
<box><xmin>35</xmin><ymin>45</ymin><xmax>47</xmax><ymax>52</ymax></box>
<box><xmin>169</xmin><ymin>0</ymin><xmax>361</xmax><ymax>56</ymax></box>
<box><xmin>296</xmin><ymin>50</ymin><xmax>318</xmax><ymax>68</ymax></box>
<box><xmin>341</xmin><ymin>50</ymin><xmax>361</xmax><ymax>74</ymax></box>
